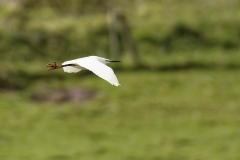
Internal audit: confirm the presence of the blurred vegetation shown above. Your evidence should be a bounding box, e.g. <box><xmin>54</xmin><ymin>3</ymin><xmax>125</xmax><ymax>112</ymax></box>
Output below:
<box><xmin>1</xmin><ymin>0</ymin><xmax>240</xmax><ymax>60</ymax></box>
<box><xmin>1</xmin><ymin>0</ymin><xmax>240</xmax><ymax>88</ymax></box>
<box><xmin>1</xmin><ymin>70</ymin><xmax>240</xmax><ymax>160</ymax></box>
<box><xmin>0</xmin><ymin>0</ymin><xmax>240</xmax><ymax>159</ymax></box>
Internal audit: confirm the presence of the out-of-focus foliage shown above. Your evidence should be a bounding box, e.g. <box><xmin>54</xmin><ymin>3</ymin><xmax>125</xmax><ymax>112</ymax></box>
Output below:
<box><xmin>21</xmin><ymin>0</ymin><xmax>134</xmax><ymax>13</ymax></box>
<box><xmin>0</xmin><ymin>0</ymin><xmax>240</xmax><ymax>87</ymax></box>
<box><xmin>1</xmin><ymin>1</ymin><xmax>240</xmax><ymax>159</ymax></box>
<box><xmin>1</xmin><ymin>0</ymin><xmax>240</xmax><ymax>60</ymax></box>
<box><xmin>1</xmin><ymin>70</ymin><xmax>240</xmax><ymax>160</ymax></box>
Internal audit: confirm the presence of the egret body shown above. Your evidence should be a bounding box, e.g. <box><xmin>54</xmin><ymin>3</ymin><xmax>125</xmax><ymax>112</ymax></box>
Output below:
<box><xmin>46</xmin><ymin>56</ymin><xmax>120</xmax><ymax>86</ymax></box>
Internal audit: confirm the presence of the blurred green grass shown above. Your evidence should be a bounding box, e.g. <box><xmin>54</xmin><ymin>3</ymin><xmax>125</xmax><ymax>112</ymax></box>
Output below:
<box><xmin>1</xmin><ymin>0</ymin><xmax>240</xmax><ymax>80</ymax></box>
<box><xmin>1</xmin><ymin>70</ymin><xmax>240</xmax><ymax>160</ymax></box>
<box><xmin>0</xmin><ymin>0</ymin><xmax>240</xmax><ymax>159</ymax></box>
<box><xmin>1</xmin><ymin>0</ymin><xmax>240</xmax><ymax>61</ymax></box>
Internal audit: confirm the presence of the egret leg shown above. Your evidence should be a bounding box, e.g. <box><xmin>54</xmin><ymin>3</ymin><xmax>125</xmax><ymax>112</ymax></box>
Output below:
<box><xmin>46</xmin><ymin>62</ymin><xmax>62</xmax><ymax>71</ymax></box>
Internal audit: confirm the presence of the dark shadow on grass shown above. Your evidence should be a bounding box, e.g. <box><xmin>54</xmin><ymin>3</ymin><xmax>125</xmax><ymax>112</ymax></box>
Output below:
<box><xmin>1</xmin><ymin>62</ymin><xmax>240</xmax><ymax>92</ymax></box>
<box><xmin>115</xmin><ymin>61</ymin><xmax>240</xmax><ymax>72</ymax></box>
<box><xmin>30</xmin><ymin>87</ymin><xmax>99</xmax><ymax>104</ymax></box>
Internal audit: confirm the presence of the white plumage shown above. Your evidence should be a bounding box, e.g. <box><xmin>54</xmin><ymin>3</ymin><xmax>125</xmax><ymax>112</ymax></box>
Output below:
<box><xmin>47</xmin><ymin>56</ymin><xmax>120</xmax><ymax>86</ymax></box>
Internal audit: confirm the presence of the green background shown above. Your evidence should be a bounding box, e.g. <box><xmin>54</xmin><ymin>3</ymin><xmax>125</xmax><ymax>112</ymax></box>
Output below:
<box><xmin>0</xmin><ymin>0</ymin><xmax>240</xmax><ymax>159</ymax></box>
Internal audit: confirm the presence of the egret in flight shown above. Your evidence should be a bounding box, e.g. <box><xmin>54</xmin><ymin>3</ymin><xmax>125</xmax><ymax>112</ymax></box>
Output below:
<box><xmin>46</xmin><ymin>56</ymin><xmax>120</xmax><ymax>86</ymax></box>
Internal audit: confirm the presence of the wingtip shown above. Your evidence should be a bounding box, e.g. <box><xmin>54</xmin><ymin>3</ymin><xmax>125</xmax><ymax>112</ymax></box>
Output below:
<box><xmin>110</xmin><ymin>78</ymin><xmax>120</xmax><ymax>86</ymax></box>
<box><xmin>113</xmin><ymin>83</ymin><xmax>121</xmax><ymax>87</ymax></box>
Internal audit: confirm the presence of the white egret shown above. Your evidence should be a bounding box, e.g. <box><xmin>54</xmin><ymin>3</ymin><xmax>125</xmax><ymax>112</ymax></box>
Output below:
<box><xmin>46</xmin><ymin>56</ymin><xmax>120</xmax><ymax>86</ymax></box>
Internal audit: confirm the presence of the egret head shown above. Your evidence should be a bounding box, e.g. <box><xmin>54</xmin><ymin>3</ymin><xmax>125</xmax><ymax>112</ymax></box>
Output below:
<box><xmin>93</xmin><ymin>56</ymin><xmax>120</xmax><ymax>64</ymax></box>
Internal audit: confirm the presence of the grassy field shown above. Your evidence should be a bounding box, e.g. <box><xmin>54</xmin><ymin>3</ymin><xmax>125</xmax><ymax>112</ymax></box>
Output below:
<box><xmin>1</xmin><ymin>69</ymin><xmax>240</xmax><ymax>160</ymax></box>
<box><xmin>0</xmin><ymin>0</ymin><xmax>240</xmax><ymax>159</ymax></box>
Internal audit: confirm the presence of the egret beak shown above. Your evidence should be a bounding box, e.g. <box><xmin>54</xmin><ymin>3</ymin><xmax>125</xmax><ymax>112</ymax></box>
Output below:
<box><xmin>107</xmin><ymin>60</ymin><xmax>121</xmax><ymax>62</ymax></box>
<box><xmin>46</xmin><ymin>62</ymin><xmax>62</xmax><ymax>71</ymax></box>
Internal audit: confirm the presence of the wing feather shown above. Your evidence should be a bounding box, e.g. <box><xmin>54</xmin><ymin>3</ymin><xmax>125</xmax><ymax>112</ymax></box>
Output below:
<box><xmin>75</xmin><ymin>57</ymin><xmax>120</xmax><ymax>86</ymax></box>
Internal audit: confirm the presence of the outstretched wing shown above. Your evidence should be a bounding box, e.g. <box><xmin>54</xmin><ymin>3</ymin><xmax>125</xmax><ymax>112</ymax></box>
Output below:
<box><xmin>75</xmin><ymin>57</ymin><xmax>120</xmax><ymax>86</ymax></box>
